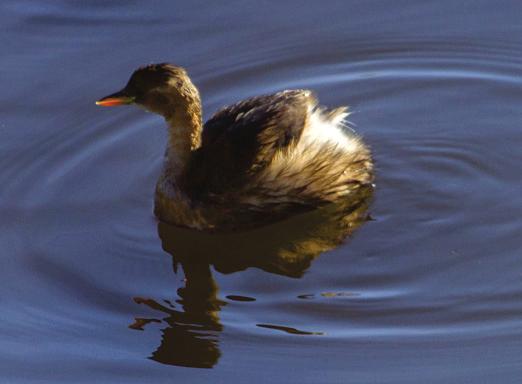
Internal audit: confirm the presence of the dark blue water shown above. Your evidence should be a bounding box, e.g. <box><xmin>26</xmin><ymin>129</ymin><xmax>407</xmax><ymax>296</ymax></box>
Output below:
<box><xmin>2</xmin><ymin>1</ymin><xmax>522</xmax><ymax>382</ymax></box>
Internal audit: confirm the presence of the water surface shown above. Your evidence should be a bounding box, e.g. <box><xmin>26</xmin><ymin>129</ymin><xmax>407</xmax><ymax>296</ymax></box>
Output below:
<box><xmin>2</xmin><ymin>1</ymin><xmax>522</xmax><ymax>383</ymax></box>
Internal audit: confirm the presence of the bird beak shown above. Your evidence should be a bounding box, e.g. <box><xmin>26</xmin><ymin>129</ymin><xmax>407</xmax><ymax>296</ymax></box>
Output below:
<box><xmin>96</xmin><ymin>90</ymin><xmax>135</xmax><ymax>107</ymax></box>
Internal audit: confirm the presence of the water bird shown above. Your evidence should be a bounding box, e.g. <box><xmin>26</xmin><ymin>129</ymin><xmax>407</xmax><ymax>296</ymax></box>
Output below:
<box><xmin>96</xmin><ymin>63</ymin><xmax>373</xmax><ymax>230</ymax></box>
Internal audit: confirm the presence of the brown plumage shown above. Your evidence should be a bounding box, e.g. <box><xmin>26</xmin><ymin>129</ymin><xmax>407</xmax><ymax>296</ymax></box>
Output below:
<box><xmin>96</xmin><ymin>63</ymin><xmax>374</xmax><ymax>230</ymax></box>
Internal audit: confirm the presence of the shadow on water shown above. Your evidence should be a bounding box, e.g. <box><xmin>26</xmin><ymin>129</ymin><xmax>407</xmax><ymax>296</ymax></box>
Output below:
<box><xmin>130</xmin><ymin>186</ymin><xmax>373</xmax><ymax>368</ymax></box>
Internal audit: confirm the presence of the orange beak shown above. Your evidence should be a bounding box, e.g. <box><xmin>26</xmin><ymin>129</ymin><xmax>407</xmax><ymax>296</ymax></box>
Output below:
<box><xmin>96</xmin><ymin>90</ymin><xmax>135</xmax><ymax>107</ymax></box>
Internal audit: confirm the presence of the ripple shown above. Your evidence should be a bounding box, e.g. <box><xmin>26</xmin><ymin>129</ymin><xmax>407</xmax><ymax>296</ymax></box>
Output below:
<box><xmin>4</xmin><ymin>4</ymin><xmax>522</xmax><ymax>380</ymax></box>
<box><xmin>226</xmin><ymin>295</ymin><xmax>257</xmax><ymax>302</ymax></box>
<box><xmin>0</xmin><ymin>111</ymin><xmax>161</xmax><ymax>208</ymax></box>
<box><xmin>198</xmin><ymin>38</ymin><xmax>522</xmax><ymax>97</ymax></box>
<box><xmin>256</xmin><ymin>323</ymin><xmax>323</xmax><ymax>336</ymax></box>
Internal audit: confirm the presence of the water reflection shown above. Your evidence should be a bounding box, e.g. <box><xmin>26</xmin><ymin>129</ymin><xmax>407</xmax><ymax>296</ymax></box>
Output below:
<box><xmin>132</xmin><ymin>263</ymin><xmax>225</xmax><ymax>368</ymax></box>
<box><xmin>132</xmin><ymin>186</ymin><xmax>373</xmax><ymax>368</ymax></box>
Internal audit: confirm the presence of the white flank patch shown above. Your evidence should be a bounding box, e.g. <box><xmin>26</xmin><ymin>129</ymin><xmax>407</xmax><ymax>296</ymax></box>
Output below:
<box><xmin>263</xmin><ymin>108</ymin><xmax>359</xmax><ymax>182</ymax></box>
<box><xmin>304</xmin><ymin>108</ymin><xmax>357</xmax><ymax>152</ymax></box>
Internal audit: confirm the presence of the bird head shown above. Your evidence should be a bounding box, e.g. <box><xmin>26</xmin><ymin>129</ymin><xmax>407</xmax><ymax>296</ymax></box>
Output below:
<box><xmin>96</xmin><ymin>63</ymin><xmax>197</xmax><ymax>118</ymax></box>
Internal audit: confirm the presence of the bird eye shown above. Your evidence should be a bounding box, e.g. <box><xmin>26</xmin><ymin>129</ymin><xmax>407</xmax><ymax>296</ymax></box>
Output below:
<box><xmin>151</xmin><ymin>93</ymin><xmax>168</xmax><ymax>106</ymax></box>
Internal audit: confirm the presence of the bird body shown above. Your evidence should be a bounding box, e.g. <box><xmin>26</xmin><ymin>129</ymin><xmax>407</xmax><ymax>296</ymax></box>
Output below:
<box><xmin>97</xmin><ymin>64</ymin><xmax>373</xmax><ymax>230</ymax></box>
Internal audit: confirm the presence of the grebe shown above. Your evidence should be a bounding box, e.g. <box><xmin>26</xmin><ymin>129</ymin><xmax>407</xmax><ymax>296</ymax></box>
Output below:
<box><xmin>96</xmin><ymin>63</ymin><xmax>373</xmax><ymax>230</ymax></box>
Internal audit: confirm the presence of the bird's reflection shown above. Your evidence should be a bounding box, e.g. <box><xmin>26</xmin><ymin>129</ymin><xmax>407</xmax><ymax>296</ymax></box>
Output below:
<box><xmin>131</xmin><ymin>186</ymin><xmax>373</xmax><ymax>368</ymax></box>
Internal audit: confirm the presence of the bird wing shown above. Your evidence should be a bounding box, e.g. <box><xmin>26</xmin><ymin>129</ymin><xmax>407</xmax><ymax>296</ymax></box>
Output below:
<box><xmin>181</xmin><ymin>90</ymin><xmax>316</xmax><ymax>200</ymax></box>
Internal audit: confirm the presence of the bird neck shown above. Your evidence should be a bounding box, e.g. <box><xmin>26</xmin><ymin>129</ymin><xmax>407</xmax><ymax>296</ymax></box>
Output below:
<box><xmin>164</xmin><ymin>101</ymin><xmax>203</xmax><ymax>178</ymax></box>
